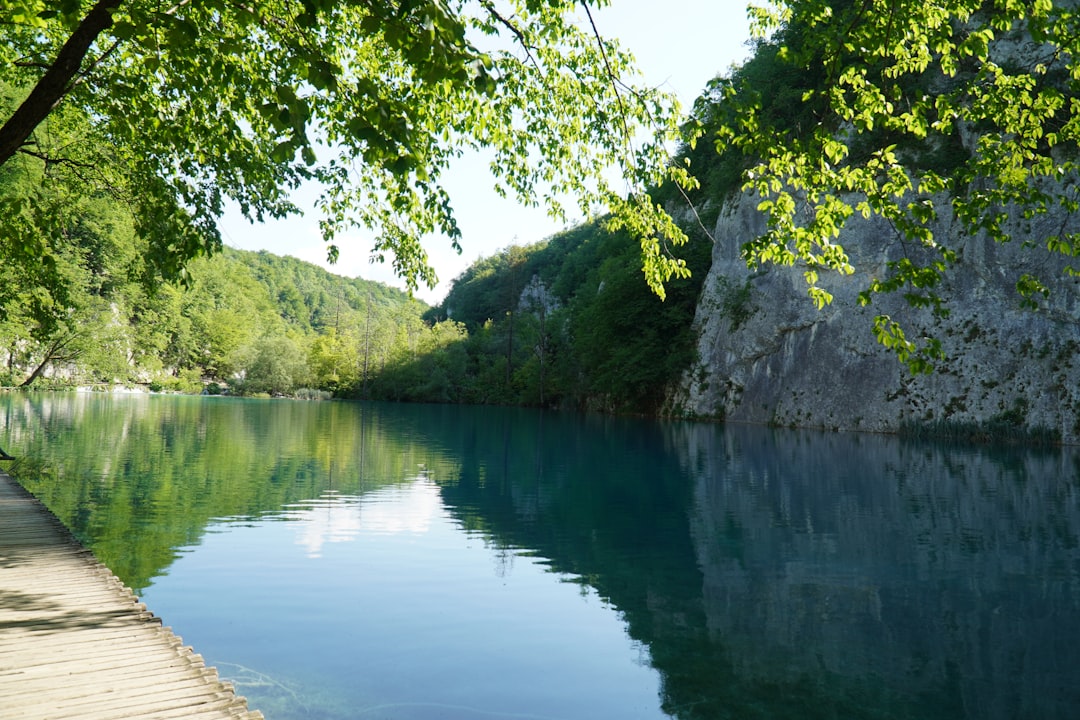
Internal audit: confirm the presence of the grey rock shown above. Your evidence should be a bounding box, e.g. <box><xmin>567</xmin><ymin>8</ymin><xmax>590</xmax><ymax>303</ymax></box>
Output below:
<box><xmin>673</xmin><ymin>189</ymin><xmax>1080</xmax><ymax>443</ymax></box>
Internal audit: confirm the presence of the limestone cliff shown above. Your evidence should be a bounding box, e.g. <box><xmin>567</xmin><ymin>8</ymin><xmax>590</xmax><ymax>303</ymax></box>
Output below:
<box><xmin>673</xmin><ymin>190</ymin><xmax>1080</xmax><ymax>443</ymax></box>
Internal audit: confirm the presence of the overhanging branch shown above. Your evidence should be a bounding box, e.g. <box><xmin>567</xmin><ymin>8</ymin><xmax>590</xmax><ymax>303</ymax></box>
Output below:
<box><xmin>0</xmin><ymin>0</ymin><xmax>123</xmax><ymax>167</ymax></box>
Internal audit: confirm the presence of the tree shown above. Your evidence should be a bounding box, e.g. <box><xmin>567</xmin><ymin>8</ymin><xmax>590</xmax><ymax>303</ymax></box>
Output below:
<box><xmin>173</xmin><ymin>254</ymin><xmax>285</xmax><ymax>380</ymax></box>
<box><xmin>705</xmin><ymin>0</ymin><xmax>1080</xmax><ymax>370</ymax></box>
<box><xmin>1</xmin><ymin>0</ymin><xmax>696</xmax><ymax>296</ymax></box>
<box><xmin>308</xmin><ymin>327</ymin><xmax>354</xmax><ymax>391</ymax></box>
<box><xmin>234</xmin><ymin>334</ymin><xmax>312</xmax><ymax>395</ymax></box>
<box><xmin>0</xmin><ymin>88</ymin><xmax>157</xmax><ymax>386</ymax></box>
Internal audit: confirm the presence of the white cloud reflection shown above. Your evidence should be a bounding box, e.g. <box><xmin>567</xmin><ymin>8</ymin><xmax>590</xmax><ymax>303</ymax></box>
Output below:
<box><xmin>290</xmin><ymin>478</ymin><xmax>442</xmax><ymax>558</ymax></box>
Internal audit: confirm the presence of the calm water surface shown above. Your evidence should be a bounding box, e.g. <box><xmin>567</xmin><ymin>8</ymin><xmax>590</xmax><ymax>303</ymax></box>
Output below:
<box><xmin>2</xmin><ymin>392</ymin><xmax>1079</xmax><ymax>719</ymax></box>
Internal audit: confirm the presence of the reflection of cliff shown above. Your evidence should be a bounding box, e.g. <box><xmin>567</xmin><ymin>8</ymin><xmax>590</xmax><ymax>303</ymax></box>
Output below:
<box><xmin>9</xmin><ymin>394</ymin><xmax>1079</xmax><ymax>719</ymax></box>
<box><xmin>423</xmin><ymin>408</ymin><xmax>1080</xmax><ymax>720</ymax></box>
<box><xmin>427</xmin><ymin>407</ymin><xmax>704</xmax><ymax>614</ymax></box>
<box><xmin>422</xmin><ymin>409</ymin><xmax>786</xmax><ymax>718</ymax></box>
<box><xmin>678</xmin><ymin>424</ymin><xmax>1080</xmax><ymax>720</ymax></box>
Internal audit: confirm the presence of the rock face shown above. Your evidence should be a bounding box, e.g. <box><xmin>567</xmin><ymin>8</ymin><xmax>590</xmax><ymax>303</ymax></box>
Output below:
<box><xmin>673</xmin><ymin>190</ymin><xmax>1080</xmax><ymax>443</ymax></box>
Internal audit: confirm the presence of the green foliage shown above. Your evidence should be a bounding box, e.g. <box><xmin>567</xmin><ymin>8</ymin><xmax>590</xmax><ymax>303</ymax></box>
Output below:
<box><xmin>166</xmin><ymin>250</ymin><xmax>431</xmax><ymax>396</ymax></box>
<box><xmin>660</xmin><ymin>28</ymin><xmax>831</xmax><ymax>210</ymax></box>
<box><xmin>4</xmin><ymin>136</ymin><xmax>712</xmax><ymax>410</ymax></box>
<box><xmin>232</xmin><ymin>335</ymin><xmax>312</xmax><ymax>396</ymax></box>
<box><xmin>694</xmin><ymin>0</ymin><xmax>1080</xmax><ymax>370</ymax></box>
<box><xmin>0</xmin><ymin>85</ymin><xmax>127</xmax><ymax>342</ymax></box>
<box><xmin>0</xmin><ymin>185</ymin><xmax>434</xmax><ymax>394</ymax></box>
<box><xmin>0</xmin><ymin>89</ymin><xmax>170</xmax><ymax>387</ymax></box>
<box><xmin>422</xmin><ymin>215</ymin><xmax>713</xmax><ymax>413</ymax></box>
<box><xmin>3</xmin><ymin>0</ymin><xmax>715</xmax><ymax>403</ymax></box>
<box><xmin>434</xmin><ymin>243</ymin><xmax>545</xmax><ymax>327</ymax></box>
<box><xmin>714</xmin><ymin>276</ymin><xmax>756</xmax><ymax>332</ymax></box>
<box><xmin>1</xmin><ymin>0</ymin><xmax>697</xmax><ymax>297</ymax></box>
<box><xmin>370</xmin><ymin>320</ymin><xmax>469</xmax><ymax>402</ymax></box>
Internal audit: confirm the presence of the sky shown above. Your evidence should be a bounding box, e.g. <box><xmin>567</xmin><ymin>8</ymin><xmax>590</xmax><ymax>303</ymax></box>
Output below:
<box><xmin>218</xmin><ymin>2</ymin><xmax>755</xmax><ymax>304</ymax></box>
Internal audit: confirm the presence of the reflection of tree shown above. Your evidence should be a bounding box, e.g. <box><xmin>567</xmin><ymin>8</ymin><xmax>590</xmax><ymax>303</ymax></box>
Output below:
<box><xmin>1</xmin><ymin>394</ymin><xmax>458</xmax><ymax>591</ymax></box>
<box><xmin>7</xmin><ymin>396</ymin><xmax>1080</xmax><ymax>719</ymax></box>
<box><xmin>426</xmin><ymin>411</ymin><xmax>1080</xmax><ymax>720</ymax></box>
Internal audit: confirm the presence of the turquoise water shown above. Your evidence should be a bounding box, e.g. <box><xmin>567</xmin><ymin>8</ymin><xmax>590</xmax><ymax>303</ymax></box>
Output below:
<box><xmin>147</xmin><ymin>483</ymin><xmax>664</xmax><ymax>719</ymax></box>
<box><xmin>2</xmin><ymin>392</ymin><xmax>1080</xmax><ymax>719</ymax></box>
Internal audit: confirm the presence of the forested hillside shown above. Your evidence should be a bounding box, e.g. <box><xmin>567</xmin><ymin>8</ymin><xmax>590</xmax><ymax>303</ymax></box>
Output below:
<box><xmin>0</xmin><ymin>239</ymin><xmax>436</xmax><ymax>396</ymax></box>
<box><xmin>13</xmin><ymin>1</ymin><xmax>1077</xmax><ymax>420</ymax></box>
<box><xmin>423</xmin><ymin>218</ymin><xmax>712</xmax><ymax>413</ymax></box>
<box><xmin>0</xmin><ymin>193</ymin><xmax>717</xmax><ymax>413</ymax></box>
<box><xmin>1</xmin><ymin>54</ymin><xmax>717</xmax><ymax>412</ymax></box>
<box><xmin>1</xmin><ymin>219</ymin><xmax>713</xmax><ymax>413</ymax></box>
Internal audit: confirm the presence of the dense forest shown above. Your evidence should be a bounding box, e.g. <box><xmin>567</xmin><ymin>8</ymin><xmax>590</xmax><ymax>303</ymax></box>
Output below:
<box><xmin>9</xmin><ymin>0</ymin><xmax>1068</xmax><ymax>414</ymax></box>
<box><xmin>0</xmin><ymin>214</ymin><xmax>713</xmax><ymax>413</ymax></box>
<box><xmin>0</xmin><ymin>12</ymin><xmax>875</xmax><ymax>414</ymax></box>
<box><xmin>0</xmin><ymin>60</ymin><xmax>720</xmax><ymax>413</ymax></box>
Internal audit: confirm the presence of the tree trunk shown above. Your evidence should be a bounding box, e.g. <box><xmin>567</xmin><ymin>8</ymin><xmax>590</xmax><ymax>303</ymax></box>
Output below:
<box><xmin>0</xmin><ymin>0</ymin><xmax>123</xmax><ymax>167</ymax></box>
<box><xmin>19</xmin><ymin>336</ymin><xmax>77</xmax><ymax>387</ymax></box>
<box><xmin>505</xmin><ymin>310</ymin><xmax>513</xmax><ymax>387</ymax></box>
<box><xmin>20</xmin><ymin>355</ymin><xmax>53</xmax><ymax>387</ymax></box>
<box><xmin>362</xmin><ymin>293</ymin><xmax>372</xmax><ymax>399</ymax></box>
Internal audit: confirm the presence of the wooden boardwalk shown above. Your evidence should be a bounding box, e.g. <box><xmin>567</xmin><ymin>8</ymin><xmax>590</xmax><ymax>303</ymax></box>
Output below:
<box><xmin>0</xmin><ymin>469</ymin><xmax>264</xmax><ymax>720</ymax></box>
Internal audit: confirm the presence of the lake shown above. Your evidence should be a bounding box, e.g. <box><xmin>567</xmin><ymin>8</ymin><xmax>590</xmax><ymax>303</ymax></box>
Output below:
<box><xmin>1</xmin><ymin>392</ymin><xmax>1079</xmax><ymax>719</ymax></box>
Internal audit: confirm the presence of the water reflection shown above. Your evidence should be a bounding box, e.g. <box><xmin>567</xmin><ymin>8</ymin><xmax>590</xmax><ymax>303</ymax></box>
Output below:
<box><xmin>1</xmin><ymin>394</ymin><xmax>459</xmax><ymax>589</ymax></box>
<box><xmin>284</xmin><ymin>480</ymin><xmax>442</xmax><ymax>558</ymax></box>
<box><xmin>285</xmin><ymin>492</ymin><xmax>364</xmax><ymax>558</ymax></box>
<box><xmin>674</xmin><ymin>425</ymin><xmax>1080</xmax><ymax>720</ymax></box>
<box><xmin>413</xmin><ymin>412</ymin><xmax>1080</xmax><ymax>719</ymax></box>
<box><xmin>2</xmin><ymin>393</ymin><xmax>1079</xmax><ymax>719</ymax></box>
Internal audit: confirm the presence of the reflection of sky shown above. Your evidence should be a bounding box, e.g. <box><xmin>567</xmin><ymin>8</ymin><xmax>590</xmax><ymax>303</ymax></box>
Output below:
<box><xmin>289</xmin><ymin>478</ymin><xmax>440</xmax><ymax>558</ymax></box>
<box><xmin>144</xmin><ymin>469</ymin><xmax>666</xmax><ymax>720</ymax></box>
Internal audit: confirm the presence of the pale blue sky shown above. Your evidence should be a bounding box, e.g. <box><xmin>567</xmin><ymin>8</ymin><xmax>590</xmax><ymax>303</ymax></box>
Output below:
<box><xmin>219</xmin><ymin>2</ymin><xmax>754</xmax><ymax>303</ymax></box>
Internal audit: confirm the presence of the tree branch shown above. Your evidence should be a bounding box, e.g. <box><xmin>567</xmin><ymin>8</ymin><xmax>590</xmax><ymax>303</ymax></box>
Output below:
<box><xmin>17</xmin><ymin>147</ymin><xmax>101</xmax><ymax>172</ymax></box>
<box><xmin>579</xmin><ymin>2</ymin><xmax>632</xmax><ymax>153</ymax></box>
<box><xmin>478</xmin><ymin>0</ymin><xmax>542</xmax><ymax>72</ymax></box>
<box><xmin>13</xmin><ymin>60</ymin><xmax>52</xmax><ymax>70</ymax></box>
<box><xmin>0</xmin><ymin>0</ymin><xmax>123</xmax><ymax>167</ymax></box>
<box><xmin>579</xmin><ymin>2</ymin><xmax>714</xmax><ymax>245</ymax></box>
<box><xmin>19</xmin><ymin>333</ymin><xmax>82</xmax><ymax>388</ymax></box>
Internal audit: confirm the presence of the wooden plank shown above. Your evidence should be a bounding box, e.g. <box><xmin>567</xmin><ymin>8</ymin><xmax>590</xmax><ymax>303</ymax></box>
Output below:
<box><xmin>0</xmin><ymin>637</ymin><xmax>189</xmax><ymax>671</ymax></box>
<box><xmin>0</xmin><ymin>470</ymin><xmax>264</xmax><ymax>720</ymax></box>
<box><xmin>0</xmin><ymin>624</ymin><xmax>174</xmax><ymax>650</ymax></box>
<box><xmin>0</xmin><ymin>654</ymin><xmax>202</xmax><ymax>692</ymax></box>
